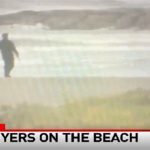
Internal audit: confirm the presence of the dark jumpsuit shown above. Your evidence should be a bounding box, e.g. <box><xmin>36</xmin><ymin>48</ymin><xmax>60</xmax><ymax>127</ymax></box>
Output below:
<box><xmin>0</xmin><ymin>39</ymin><xmax>18</xmax><ymax>77</ymax></box>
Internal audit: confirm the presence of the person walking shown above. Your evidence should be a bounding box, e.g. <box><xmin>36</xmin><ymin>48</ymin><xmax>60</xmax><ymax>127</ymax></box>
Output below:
<box><xmin>0</xmin><ymin>33</ymin><xmax>19</xmax><ymax>77</ymax></box>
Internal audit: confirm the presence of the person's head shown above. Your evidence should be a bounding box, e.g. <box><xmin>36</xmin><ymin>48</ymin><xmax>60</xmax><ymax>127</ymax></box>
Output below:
<box><xmin>2</xmin><ymin>33</ymin><xmax>9</xmax><ymax>40</ymax></box>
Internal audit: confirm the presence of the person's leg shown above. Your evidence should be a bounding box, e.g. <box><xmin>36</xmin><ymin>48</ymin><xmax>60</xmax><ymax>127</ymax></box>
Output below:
<box><xmin>4</xmin><ymin>63</ymin><xmax>9</xmax><ymax>77</ymax></box>
<box><xmin>4</xmin><ymin>60</ymin><xmax>14</xmax><ymax>77</ymax></box>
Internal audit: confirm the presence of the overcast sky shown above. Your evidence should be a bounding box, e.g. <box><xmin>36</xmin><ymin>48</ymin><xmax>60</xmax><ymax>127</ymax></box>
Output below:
<box><xmin>0</xmin><ymin>0</ymin><xmax>150</xmax><ymax>14</ymax></box>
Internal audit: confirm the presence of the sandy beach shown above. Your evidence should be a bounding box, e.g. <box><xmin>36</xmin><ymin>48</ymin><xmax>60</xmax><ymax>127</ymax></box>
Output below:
<box><xmin>0</xmin><ymin>77</ymin><xmax>149</xmax><ymax>106</ymax></box>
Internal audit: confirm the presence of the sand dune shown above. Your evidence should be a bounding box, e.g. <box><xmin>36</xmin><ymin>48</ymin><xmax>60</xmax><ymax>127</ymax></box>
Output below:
<box><xmin>0</xmin><ymin>8</ymin><xmax>150</xmax><ymax>30</ymax></box>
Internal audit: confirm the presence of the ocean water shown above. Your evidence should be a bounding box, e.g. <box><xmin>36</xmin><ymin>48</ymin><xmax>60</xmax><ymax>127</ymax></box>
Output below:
<box><xmin>0</xmin><ymin>24</ymin><xmax>150</xmax><ymax>77</ymax></box>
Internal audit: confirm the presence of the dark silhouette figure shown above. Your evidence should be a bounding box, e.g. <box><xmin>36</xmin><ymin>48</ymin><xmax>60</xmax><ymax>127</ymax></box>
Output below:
<box><xmin>0</xmin><ymin>33</ymin><xmax>19</xmax><ymax>77</ymax></box>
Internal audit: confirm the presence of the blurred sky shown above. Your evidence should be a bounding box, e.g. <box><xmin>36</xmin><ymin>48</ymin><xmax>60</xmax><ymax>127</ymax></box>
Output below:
<box><xmin>0</xmin><ymin>0</ymin><xmax>150</xmax><ymax>14</ymax></box>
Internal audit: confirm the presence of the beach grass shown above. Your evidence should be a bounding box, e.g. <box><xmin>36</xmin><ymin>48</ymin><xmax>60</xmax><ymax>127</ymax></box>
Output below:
<box><xmin>0</xmin><ymin>89</ymin><xmax>150</xmax><ymax>129</ymax></box>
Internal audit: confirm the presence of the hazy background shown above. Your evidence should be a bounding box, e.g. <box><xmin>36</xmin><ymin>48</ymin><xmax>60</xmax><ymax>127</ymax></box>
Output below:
<box><xmin>0</xmin><ymin>0</ymin><xmax>150</xmax><ymax>77</ymax></box>
<box><xmin>0</xmin><ymin>0</ymin><xmax>150</xmax><ymax>14</ymax></box>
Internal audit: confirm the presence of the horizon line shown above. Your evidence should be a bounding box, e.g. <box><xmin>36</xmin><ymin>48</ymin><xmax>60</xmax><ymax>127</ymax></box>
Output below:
<box><xmin>1</xmin><ymin>6</ymin><xmax>150</xmax><ymax>15</ymax></box>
